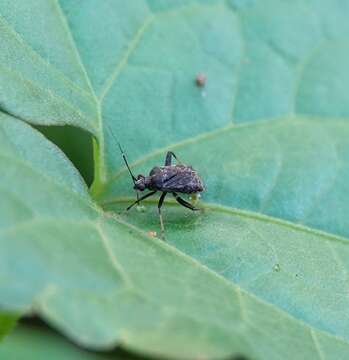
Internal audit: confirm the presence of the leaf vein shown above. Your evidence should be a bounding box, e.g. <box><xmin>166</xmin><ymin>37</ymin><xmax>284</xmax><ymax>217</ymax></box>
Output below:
<box><xmin>310</xmin><ymin>329</ymin><xmax>326</xmax><ymax>360</ymax></box>
<box><xmin>99</xmin><ymin>15</ymin><xmax>155</xmax><ymax>101</ymax></box>
<box><xmin>95</xmin><ymin>220</ymin><xmax>133</xmax><ymax>287</ymax></box>
<box><xmin>54</xmin><ymin>0</ymin><xmax>98</xmax><ymax>100</ymax></box>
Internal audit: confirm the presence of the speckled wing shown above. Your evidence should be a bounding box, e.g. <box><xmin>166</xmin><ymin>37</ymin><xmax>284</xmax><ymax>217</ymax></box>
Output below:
<box><xmin>162</xmin><ymin>166</ymin><xmax>204</xmax><ymax>194</ymax></box>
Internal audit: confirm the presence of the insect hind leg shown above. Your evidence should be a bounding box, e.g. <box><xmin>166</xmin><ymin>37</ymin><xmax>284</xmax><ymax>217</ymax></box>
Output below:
<box><xmin>172</xmin><ymin>192</ymin><xmax>201</xmax><ymax>211</ymax></box>
<box><xmin>165</xmin><ymin>151</ymin><xmax>182</xmax><ymax>166</ymax></box>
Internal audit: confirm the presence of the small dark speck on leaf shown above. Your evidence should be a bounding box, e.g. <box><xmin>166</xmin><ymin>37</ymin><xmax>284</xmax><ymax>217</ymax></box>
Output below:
<box><xmin>195</xmin><ymin>73</ymin><xmax>206</xmax><ymax>87</ymax></box>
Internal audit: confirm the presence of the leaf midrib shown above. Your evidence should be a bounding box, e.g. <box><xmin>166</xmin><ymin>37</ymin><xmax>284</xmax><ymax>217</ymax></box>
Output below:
<box><xmin>101</xmin><ymin>196</ymin><xmax>349</xmax><ymax>246</ymax></box>
<box><xmin>54</xmin><ymin>0</ymin><xmax>97</xmax><ymax>99</ymax></box>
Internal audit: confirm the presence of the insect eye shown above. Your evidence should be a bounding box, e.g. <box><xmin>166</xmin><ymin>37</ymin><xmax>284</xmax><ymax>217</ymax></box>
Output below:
<box><xmin>137</xmin><ymin>174</ymin><xmax>145</xmax><ymax>180</ymax></box>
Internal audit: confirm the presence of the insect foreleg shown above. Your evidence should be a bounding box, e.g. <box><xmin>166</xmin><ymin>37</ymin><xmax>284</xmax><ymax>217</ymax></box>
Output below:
<box><xmin>172</xmin><ymin>192</ymin><xmax>200</xmax><ymax>211</ymax></box>
<box><xmin>126</xmin><ymin>191</ymin><xmax>157</xmax><ymax>211</ymax></box>
<box><xmin>158</xmin><ymin>192</ymin><xmax>167</xmax><ymax>239</ymax></box>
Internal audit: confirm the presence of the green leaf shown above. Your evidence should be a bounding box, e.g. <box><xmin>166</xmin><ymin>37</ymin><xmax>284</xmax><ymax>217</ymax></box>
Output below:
<box><xmin>0</xmin><ymin>323</ymin><xmax>131</xmax><ymax>360</ymax></box>
<box><xmin>2</xmin><ymin>1</ymin><xmax>349</xmax><ymax>359</ymax></box>
<box><xmin>0</xmin><ymin>313</ymin><xmax>17</xmax><ymax>341</ymax></box>
<box><xmin>1</xmin><ymin>113</ymin><xmax>349</xmax><ymax>359</ymax></box>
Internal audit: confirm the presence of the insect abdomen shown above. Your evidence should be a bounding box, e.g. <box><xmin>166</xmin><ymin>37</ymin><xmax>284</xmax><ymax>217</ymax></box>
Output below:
<box><xmin>152</xmin><ymin>166</ymin><xmax>204</xmax><ymax>193</ymax></box>
<box><xmin>174</xmin><ymin>175</ymin><xmax>204</xmax><ymax>193</ymax></box>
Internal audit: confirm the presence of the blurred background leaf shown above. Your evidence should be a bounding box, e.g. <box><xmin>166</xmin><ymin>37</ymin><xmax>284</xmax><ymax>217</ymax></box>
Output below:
<box><xmin>0</xmin><ymin>313</ymin><xmax>17</xmax><ymax>341</ymax></box>
<box><xmin>0</xmin><ymin>321</ymin><xmax>139</xmax><ymax>360</ymax></box>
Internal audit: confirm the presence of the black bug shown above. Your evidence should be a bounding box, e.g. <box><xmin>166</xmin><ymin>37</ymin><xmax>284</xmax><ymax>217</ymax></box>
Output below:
<box><xmin>119</xmin><ymin>145</ymin><xmax>204</xmax><ymax>239</ymax></box>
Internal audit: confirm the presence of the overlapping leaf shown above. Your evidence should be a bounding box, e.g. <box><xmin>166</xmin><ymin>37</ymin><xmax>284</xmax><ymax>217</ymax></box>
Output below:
<box><xmin>0</xmin><ymin>324</ymin><xmax>124</xmax><ymax>360</ymax></box>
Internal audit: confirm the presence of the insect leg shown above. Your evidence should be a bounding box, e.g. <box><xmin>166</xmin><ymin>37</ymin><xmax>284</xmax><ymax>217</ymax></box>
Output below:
<box><xmin>165</xmin><ymin>151</ymin><xmax>182</xmax><ymax>166</ymax></box>
<box><xmin>158</xmin><ymin>192</ymin><xmax>167</xmax><ymax>239</ymax></box>
<box><xmin>126</xmin><ymin>191</ymin><xmax>157</xmax><ymax>211</ymax></box>
<box><xmin>172</xmin><ymin>192</ymin><xmax>201</xmax><ymax>211</ymax></box>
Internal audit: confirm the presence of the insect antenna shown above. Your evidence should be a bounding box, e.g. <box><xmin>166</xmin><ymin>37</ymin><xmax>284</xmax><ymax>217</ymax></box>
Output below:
<box><xmin>117</xmin><ymin>142</ymin><xmax>137</xmax><ymax>184</ymax></box>
<box><xmin>107</xmin><ymin>125</ymin><xmax>140</xmax><ymax>205</ymax></box>
<box><xmin>107</xmin><ymin>125</ymin><xmax>137</xmax><ymax>183</ymax></box>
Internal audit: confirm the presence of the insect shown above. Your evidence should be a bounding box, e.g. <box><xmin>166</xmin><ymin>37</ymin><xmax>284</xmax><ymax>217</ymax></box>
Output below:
<box><xmin>119</xmin><ymin>145</ymin><xmax>204</xmax><ymax>239</ymax></box>
<box><xmin>195</xmin><ymin>72</ymin><xmax>206</xmax><ymax>87</ymax></box>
